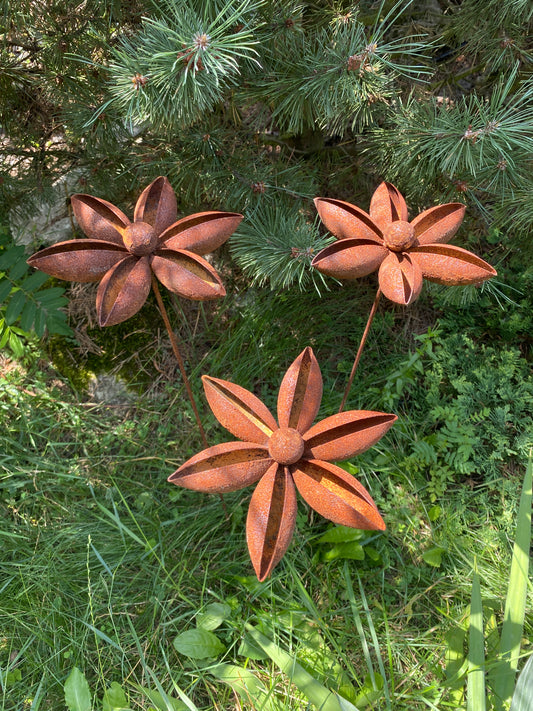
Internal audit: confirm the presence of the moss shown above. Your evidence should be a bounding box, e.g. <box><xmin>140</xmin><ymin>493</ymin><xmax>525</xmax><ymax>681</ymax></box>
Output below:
<box><xmin>46</xmin><ymin>292</ymin><xmax>166</xmax><ymax>392</ymax></box>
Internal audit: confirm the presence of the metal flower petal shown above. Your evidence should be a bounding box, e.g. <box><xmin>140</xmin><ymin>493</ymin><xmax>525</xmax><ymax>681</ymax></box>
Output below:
<box><xmin>247</xmin><ymin>464</ymin><xmax>298</xmax><ymax>581</ymax></box>
<box><xmin>133</xmin><ymin>176</ymin><xmax>177</xmax><ymax>235</ymax></box>
<box><xmin>96</xmin><ymin>255</ymin><xmax>152</xmax><ymax>326</ymax></box>
<box><xmin>151</xmin><ymin>249</ymin><xmax>226</xmax><ymax>300</ymax></box>
<box><xmin>169</xmin><ymin>348</ymin><xmax>395</xmax><ymax>579</ymax></box>
<box><xmin>159</xmin><ymin>211</ymin><xmax>244</xmax><ymax>255</ymax></box>
<box><xmin>27</xmin><ymin>240</ymin><xmax>127</xmax><ymax>282</ymax></box>
<box><xmin>410</xmin><ymin>244</ymin><xmax>497</xmax><ymax>285</ymax></box>
<box><xmin>202</xmin><ymin>375</ymin><xmax>278</xmax><ymax>444</ymax></box>
<box><xmin>304</xmin><ymin>411</ymin><xmax>397</xmax><ymax>462</ymax></box>
<box><xmin>168</xmin><ymin>442</ymin><xmax>271</xmax><ymax>493</ymax></box>
<box><xmin>378</xmin><ymin>252</ymin><xmax>423</xmax><ymax>305</ymax></box>
<box><xmin>71</xmin><ymin>195</ymin><xmax>129</xmax><ymax>245</ymax></box>
<box><xmin>314</xmin><ymin>197</ymin><xmax>382</xmax><ymax>241</ymax></box>
<box><xmin>311</xmin><ymin>238</ymin><xmax>388</xmax><ymax>279</ymax></box>
<box><xmin>411</xmin><ymin>204</ymin><xmax>466</xmax><ymax>246</ymax></box>
<box><xmin>292</xmin><ymin>459</ymin><xmax>385</xmax><ymax>530</ymax></box>
<box><xmin>277</xmin><ymin>346</ymin><xmax>322</xmax><ymax>433</ymax></box>
<box><xmin>369</xmin><ymin>182</ymin><xmax>409</xmax><ymax>230</ymax></box>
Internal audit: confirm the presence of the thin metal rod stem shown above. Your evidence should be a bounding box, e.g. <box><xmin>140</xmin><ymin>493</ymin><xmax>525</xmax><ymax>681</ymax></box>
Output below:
<box><xmin>151</xmin><ymin>276</ymin><xmax>208</xmax><ymax>449</ymax></box>
<box><xmin>338</xmin><ymin>288</ymin><xmax>382</xmax><ymax>413</ymax></box>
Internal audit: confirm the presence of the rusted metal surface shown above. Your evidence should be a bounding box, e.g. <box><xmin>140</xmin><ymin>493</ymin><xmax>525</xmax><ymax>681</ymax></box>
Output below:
<box><xmin>27</xmin><ymin>177</ymin><xmax>243</xmax><ymax>326</ymax></box>
<box><xmin>312</xmin><ymin>182</ymin><xmax>496</xmax><ymax>305</ymax></box>
<box><xmin>168</xmin><ymin>347</ymin><xmax>396</xmax><ymax>581</ymax></box>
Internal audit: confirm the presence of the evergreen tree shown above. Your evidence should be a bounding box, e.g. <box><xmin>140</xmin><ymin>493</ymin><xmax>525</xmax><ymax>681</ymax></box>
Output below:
<box><xmin>1</xmin><ymin>0</ymin><xmax>532</xmax><ymax>293</ymax></box>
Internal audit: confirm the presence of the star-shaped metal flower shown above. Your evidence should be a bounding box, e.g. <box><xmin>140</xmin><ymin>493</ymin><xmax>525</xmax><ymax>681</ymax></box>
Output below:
<box><xmin>168</xmin><ymin>347</ymin><xmax>396</xmax><ymax>581</ymax></box>
<box><xmin>27</xmin><ymin>177</ymin><xmax>243</xmax><ymax>326</ymax></box>
<box><xmin>311</xmin><ymin>182</ymin><xmax>496</xmax><ymax>305</ymax></box>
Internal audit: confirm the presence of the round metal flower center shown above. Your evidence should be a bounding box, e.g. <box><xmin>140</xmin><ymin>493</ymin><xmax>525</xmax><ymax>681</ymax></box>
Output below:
<box><xmin>383</xmin><ymin>220</ymin><xmax>416</xmax><ymax>252</ymax></box>
<box><xmin>268</xmin><ymin>427</ymin><xmax>305</xmax><ymax>465</ymax></box>
<box><xmin>122</xmin><ymin>222</ymin><xmax>159</xmax><ymax>256</ymax></box>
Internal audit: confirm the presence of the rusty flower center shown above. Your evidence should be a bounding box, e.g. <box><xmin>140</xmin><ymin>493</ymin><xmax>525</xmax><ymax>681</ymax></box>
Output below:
<box><xmin>383</xmin><ymin>220</ymin><xmax>416</xmax><ymax>252</ymax></box>
<box><xmin>122</xmin><ymin>222</ymin><xmax>159</xmax><ymax>256</ymax></box>
<box><xmin>268</xmin><ymin>427</ymin><xmax>305</xmax><ymax>465</ymax></box>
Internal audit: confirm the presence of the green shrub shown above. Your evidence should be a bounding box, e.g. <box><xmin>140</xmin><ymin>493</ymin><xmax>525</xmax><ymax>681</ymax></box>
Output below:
<box><xmin>381</xmin><ymin>330</ymin><xmax>533</xmax><ymax>498</ymax></box>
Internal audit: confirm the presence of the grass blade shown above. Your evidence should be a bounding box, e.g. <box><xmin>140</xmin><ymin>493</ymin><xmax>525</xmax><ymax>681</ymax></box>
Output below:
<box><xmin>510</xmin><ymin>654</ymin><xmax>533</xmax><ymax>711</ymax></box>
<box><xmin>491</xmin><ymin>452</ymin><xmax>533</xmax><ymax>709</ymax></box>
<box><xmin>245</xmin><ymin>624</ymin><xmax>360</xmax><ymax>711</ymax></box>
<box><xmin>467</xmin><ymin>563</ymin><xmax>486</xmax><ymax>711</ymax></box>
<box><xmin>343</xmin><ymin>564</ymin><xmax>376</xmax><ymax>688</ymax></box>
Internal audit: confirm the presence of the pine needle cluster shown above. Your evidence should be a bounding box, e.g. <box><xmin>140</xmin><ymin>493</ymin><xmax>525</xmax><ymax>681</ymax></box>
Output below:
<box><xmin>368</xmin><ymin>66</ymin><xmax>533</xmax><ymax>208</ymax></box>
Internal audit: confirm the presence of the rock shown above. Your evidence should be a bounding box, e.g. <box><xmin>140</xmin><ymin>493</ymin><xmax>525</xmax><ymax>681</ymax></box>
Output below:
<box><xmin>10</xmin><ymin>169</ymin><xmax>86</xmax><ymax>247</ymax></box>
<box><xmin>87</xmin><ymin>374</ymin><xmax>133</xmax><ymax>406</ymax></box>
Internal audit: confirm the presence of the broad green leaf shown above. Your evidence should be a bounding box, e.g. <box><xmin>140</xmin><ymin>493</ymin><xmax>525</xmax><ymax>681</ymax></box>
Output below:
<box><xmin>8</xmin><ymin>258</ymin><xmax>30</xmax><ymax>280</ymax></box>
<box><xmin>19</xmin><ymin>271</ymin><xmax>49</xmax><ymax>291</ymax></box>
<box><xmin>46</xmin><ymin>312</ymin><xmax>73</xmax><ymax>336</ymax></box>
<box><xmin>4</xmin><ymin>290</ymin><xmax>26</xmax><ymax>325</ymax></box>
<box><xmin>18</xmin><ymin>301</ymin><xmax>36</xmax><ymax>332</ymax></box>
<box><xmin>5</xmin><ymin>668</ymin><xmax>22</xmax><ymax>686</ymax></box>
<box><xmin>510</xmin><ymin>654</ymin><xmax>533</xmax><ymax>711</ymax></box>
<box><xmin>135</xmin><ymin>685</ymin><xmax>187</xmax><ymax>711</ymax></box>
<box><xmin>64</xmin><ymin>667</ymin><xmax>92</xmax><ymax>711</ymax></box>
<box><xmin>363</xmin><ymin>546</ymin><xmax>382</xmax><ymax>564</ymax></box>
<box><xmin>33</xmin><ymin>308</ymin><xmax>46</xmax><ymax>338</ymax></box>
<box><xmin>238</xmin><ymin>636</ymin><xmax>270</xmax><ymax>660</ymax></box>
<box><xmin>0</xmin><ymin>322</ymin><xmax>9</xmax><ymax>348</ymax></box>
<box><xmin>196</xmin><ymin>602</ymin><xmax>232</xmax><ymax>631</ymax></box>
<box><xmin>323</xmin><ymin>542</ymin><xmax>365</xmax><ymax>561</ymax></box>
<box><xmin>173</xmin><ymin>629</ymin><xmax>226</xmax><ymax>659</ymax></box>
<box><xmin>102</xmin><ymin>681</ymin><xmax>130</xmax><ymax>711</ymax></box>
<box><xmin>8</xmin><ymin>331</ymin><xmax>24</xmax><ymax>358</ymax></box>
<box><xmin>445</xmin><ymin>627</ymin><xmax>467</xmax><ymax>688</ymax></box>
<box><xmin>245</xmin><ymin>624</ymin><xmax>360</xmax><ymax>711</ymax></box>
<box><xmin>467</xmin><ymin>567</ymin><xmax>486</xmax><ymax>711</ymax></box>
<box><xmin>491</xmin><ymin>453</ymin><xmax>532</xmax><ymax>709</ymax></box>
<box><xmin>422</xmin><ymin>547</ymin><xmax>445</xmax><ymax>568</ymax></box>
<box><xmin>35</xmin><ymin>287</ymin><xmax>68</xmax><ymax>303</ymax></box>
<box><xmin>318</xmin><ymin>526</ymin><xmax>365</xmax><ymax>544</ymax></box>
<box><xmin>0</xmin><ymin>279</ymin><xmax>13</xmax><ymax>303</ymax></box>
<box><xmin>0</xmin><ymin>245</ymin><xmax>24</xmax><ymax>270</ymax></box>
<box><xmin>355</xmin><ymin>673</ymin><xmax>384</xmax><ymax>708</ymax></box>
<box><xmin>428</xmin><ymin>505</ymin><xmax>442</xmax><ymax>521</ymax></box>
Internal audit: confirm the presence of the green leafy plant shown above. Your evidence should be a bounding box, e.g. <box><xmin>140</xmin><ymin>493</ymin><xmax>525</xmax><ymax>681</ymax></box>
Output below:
<box><xmin>378</xmin><ymin>330</ymin><xmax>533</xmax><ymax>494</ymax></box>
<box><xmin>0</xmin><ymin>228</ymin><xmax>73</xmax><ymax>355</ymax></box>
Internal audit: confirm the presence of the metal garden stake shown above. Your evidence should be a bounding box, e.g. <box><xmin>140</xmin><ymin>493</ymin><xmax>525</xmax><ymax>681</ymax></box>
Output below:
<box><xmin>168</xmin><ymin>346</ymin><xmax>396</xmax><ymax>581</ymax></box>
<box><xmin>312</xmin><ymin>182</ymin><xmax>497</xmax><ymax>411</ymax></box>
<box><xmin>28</xmin><ymin>176</ymin><xmax>243</xmax><ymax>445</ymax></box>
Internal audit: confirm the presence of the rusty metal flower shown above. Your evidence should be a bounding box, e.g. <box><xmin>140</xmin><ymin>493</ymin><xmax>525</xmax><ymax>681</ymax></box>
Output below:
<box><xmin>312</xmin><ymin>182</ymin><xmax>496</xmax><ymax>305</ymax></box>
<box><xmin>27</xmin><ymin>177</ymin><xmax>243</xmax><ymax>326</ymax></box>
<box><xmin>168</xmin><ymin>347</ymin><xmax>396</xmax><ymax>581</ymax></box>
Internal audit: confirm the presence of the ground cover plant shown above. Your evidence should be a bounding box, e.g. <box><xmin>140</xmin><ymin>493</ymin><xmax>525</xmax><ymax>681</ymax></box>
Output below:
<box><xmin>1</xmin><ymin>0</ymin><xmax>533</xmax><ymax>710</ymax></box>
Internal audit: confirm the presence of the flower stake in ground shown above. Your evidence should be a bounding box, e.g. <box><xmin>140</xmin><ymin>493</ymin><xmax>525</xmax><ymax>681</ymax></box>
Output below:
<box><xmin>27</xmin><ymin>176</ymin><xmax>242</xmax><ymax>445</ymax></box>
<box><xmin>311</xmin><ymin>182</ymin><xmax>497</xmax><ymax>411</ymax></box>
<box><xmin>168</xmin><ymin>347</ymin><xmax>396</xmax><ymax>581</ymax></box>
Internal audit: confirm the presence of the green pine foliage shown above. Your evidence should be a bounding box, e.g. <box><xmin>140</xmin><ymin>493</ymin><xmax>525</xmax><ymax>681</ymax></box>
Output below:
<box><xmin>443</xmin><ymin>0</ymin><xmax>533</xmax><ymax>70</ymax></box>
<box><xmin>368</xmin><ymin>66</ymin><xmax>533</xmax><ymax>208</ymax></box>
<box><xmin>230</xmin><ymin>203</ymin><xmax>333</xmax><ymax>290</ymax></box>
<box><xmin>4</xmin><ymin>0</ymin><xmax>532</xmax><ymax>288</ymax></box>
